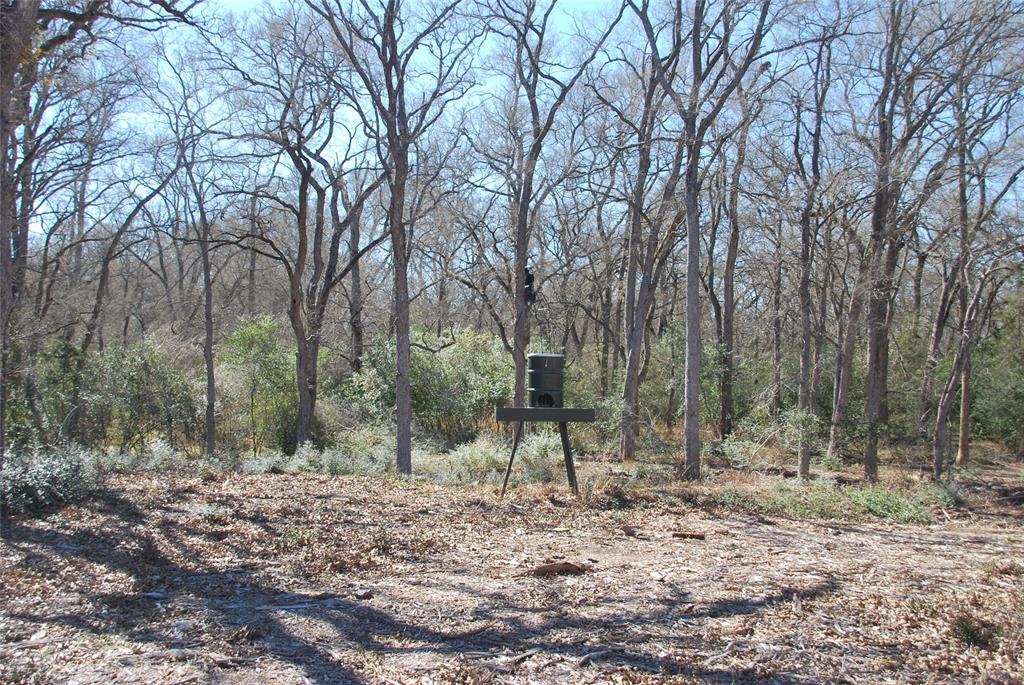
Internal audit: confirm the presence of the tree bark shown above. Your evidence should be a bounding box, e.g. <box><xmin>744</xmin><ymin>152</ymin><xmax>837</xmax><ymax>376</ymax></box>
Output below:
<box><xmin>348</xmin><ymin>203</ymin><xmax>364</xmax><ymax>373</ymax></box>
<box><xmin>681</xmin><ymin>122</ymin><xmax>702</xmax><ymax>480</ymax></box>
<box><xmin>391</xmin><ymin>153</ymin><xmax>412</xmax><ymax>474</ymax></box>
<box><xmin>771</xmin><ymin>218</ymin><xmax>783</xmax><ymax>418</ymax></box>
<box><xmin>720</xmin><ymin>95</ymin><xmax>752</xmax><ymax>439</ymax></box>
<box><xmin>956</xmin><ymin>349</ymin><xmax>970</xmax><ymax>465</ymax></box>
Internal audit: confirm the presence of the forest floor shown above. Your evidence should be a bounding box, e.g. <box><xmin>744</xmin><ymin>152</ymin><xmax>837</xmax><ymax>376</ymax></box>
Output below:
<box><xmin>1</xmin><ymin>462</ymin><xmax>1023</xmax><ymax>684</ymax></box>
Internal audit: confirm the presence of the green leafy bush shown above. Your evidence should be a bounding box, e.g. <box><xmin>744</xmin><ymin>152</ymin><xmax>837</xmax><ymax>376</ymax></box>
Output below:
<box><xmin>972</xmin><ymin>303</ymin><xmax>1024</xmax><ymax>452</ymax></box>
<box><xmin>355</xmin><ymin>328</ymin><xmax>512</xmax><ymax>443</ymax></box>
<box><xmin>80</xmin><ymin>340</ymin><xmax>200</xmax><ymax>452</ymax></box>
<box><xmin>846</xmin><ymin>485</ymin><xmax>932</xmax><ymax>524</ymax></box>
<box><xmin>219</xmin><ymin>316</ymin><xmax>298</xmax><ymax>454</ymax></box>
<box><xmin>1</xmin><ymin>445</ymin><xmax>100</xmax><ymax>515</ymax></box>
<box><xmin>675</xmin><ymin>477</ymin><xmax>935</xmax><ymax>524</ymax></box>
<box><xmin>433</xmin><ymin>433</ymin><xmax>507</xmax><ymax>483</ymax></box>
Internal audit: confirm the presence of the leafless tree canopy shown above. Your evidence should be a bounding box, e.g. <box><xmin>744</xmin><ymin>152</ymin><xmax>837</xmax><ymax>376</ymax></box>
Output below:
<box><xmin>2</xmin><ymin>0</ymin><xmax>1024</xmax><ymax>485</ymax></box>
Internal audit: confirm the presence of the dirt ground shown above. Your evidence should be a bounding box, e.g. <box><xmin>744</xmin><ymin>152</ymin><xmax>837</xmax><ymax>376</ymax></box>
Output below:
<box><xmin>1</xmin><ymin>471</ymin><xmax>1022</xmax><ymax>684</ymax></box>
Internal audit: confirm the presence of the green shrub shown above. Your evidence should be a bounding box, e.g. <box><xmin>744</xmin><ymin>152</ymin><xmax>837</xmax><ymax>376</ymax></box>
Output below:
<box><xmin>435</xmin><ymin>433</ymin><xmax>507</xmax><ymax>484</ymax></box>
<box><xmin>677</xmin><ymin>478</ymin><xmax>935</xmax><ymax>524</ymax></box>
<box><xmin>1</xmin><ymin>445</ymin><xmax>100</xmax><ymax>515</ymax></box>
<box><xmin>426</xmin><ymin>430</ymin><xmax>562</xmax><ymax>486</ymax></box>
<box><xmin>91</xmin><ymin>438</ymin><xmax>193</xmax><ymax>473</ymax></box>
<box><xmin>334</xmin><ymin>423</ymin><xmax>395</xmax><ymax>472</ymax></box>
<box><xmin>950</xmin><ymin>612</ymin><xmax>999</xmax><ymax>650</ymax></box>
<box><xmin>219</xmin><ymin>316</ymin><xmax>298</xmax><ymax>454</ymax></box>
<box><xmin>355</xmin><ymin>328</ymin><xmax>512</xmax><ymax>443</ymax></box>
<box><xmin>236</xmin><ymin>450</ymin><xmax>287</xmax><ymax>475</ymax></box>
<box><xmin>972</xmin><ymin>302</ymin><xmax>1024</xmax><ymax>450</ymax></box>
<box><xmin>846</xmin><ymin>485</ymin><xmax>932</xmax><ymax>524</ymax></box>
<box><xmin>280</xmin><ymin>442</ymin><xmax>389</xmax><ymax>476</ymax></box>
<box><xmin>5</xmin><ymin>339</ymin><xmax>80</xmax><ymax>447</ymax></box>
<box><xmin>79</xmin><ymin>340</ymin><xmax>200</xmax><ymax>452</ymax></box>
<box><xmin>513</xmin><ymin>430</ymin><xmax>562</xmax><ymax>484</ymax></box>
<box><xmin>916</xmin><ymin>482</ymin><xmax>969</xmax><ymax>508</ymax></box>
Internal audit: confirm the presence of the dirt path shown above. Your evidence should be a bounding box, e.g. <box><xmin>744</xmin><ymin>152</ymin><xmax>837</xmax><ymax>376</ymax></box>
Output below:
<box><xmin>2</xmin><ymin>474</ymin><xmax>1022</xmax><ymax>684</ymax></box>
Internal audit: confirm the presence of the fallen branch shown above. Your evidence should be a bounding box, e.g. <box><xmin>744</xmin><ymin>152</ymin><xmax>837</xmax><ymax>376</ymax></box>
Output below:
<box><xmin>672</xmin><ymin>531</ymin><xmax>706</xmax><ymax>540</ymax></box>
<box><xmin>118</xmin><ymin>648</ymin><xmax>254</xmax><ymax>667</ymax></box>
<box><xmin>578</xmin><ymin>649</ymin><xmax>612</xmax><ymax>666</ymax></box>
<box><xmin>521</xmin><ymin>561</ymin><xmax>591</xmax><ymax>577</ymax></box>
<box><xmin>0</xmin><ymin>637</ymin><xmax>72</xmax><ymax>651</ymax></box>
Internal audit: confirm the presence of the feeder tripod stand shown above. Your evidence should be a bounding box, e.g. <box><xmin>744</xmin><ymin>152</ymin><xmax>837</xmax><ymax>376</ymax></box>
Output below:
<box><xmin>494</xmin><ymin>407</ymin><xmax>596</xmax><ymax>497</ymax></box>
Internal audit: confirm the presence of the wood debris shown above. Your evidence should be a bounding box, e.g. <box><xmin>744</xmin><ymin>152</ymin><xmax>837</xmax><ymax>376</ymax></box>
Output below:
<box><xmin>1</xmin><ymin>471</ymin><xmax>1021</xmax><ymax>684</ymax></box>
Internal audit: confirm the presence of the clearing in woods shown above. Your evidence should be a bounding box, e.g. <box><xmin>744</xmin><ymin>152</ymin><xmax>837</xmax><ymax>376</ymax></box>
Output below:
<box><xmin>1</xmin><ymin>471</ymin><xmax>1022</xmax><ymax>684</ymax></box>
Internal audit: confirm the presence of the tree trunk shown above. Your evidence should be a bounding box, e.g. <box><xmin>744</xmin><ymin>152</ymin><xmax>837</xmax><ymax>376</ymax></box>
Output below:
<box><xmin>620</xmin><ymin>286</ymin><xmax>654</xmax><ymax>460</ymax></box>
<box><xmin>599</xmin><ymin>285</ymin><xmax>612</xmax><ymax>397</ymax></box>
<box><xmin>185</xmin><ymin>159</ymin><xmax>216</xmax><ymax>459</ymax></box>
<box><xmin>511</xmin><ymin>172</ymin><xmax>534</xmax><ymax>408</ymax></box>
<box><xmin>294</xmin><ymin>333</ymin><xmax>319</xmax><ymax>449</ymax></box>
<box><xmin>863</xmin><ymin>172</ymin><xmax>896</xmax><ymax>482</ymax></box>
<box><xmin>877</xmin><ymin>243</ymin><xmax>901</xmax><ymax>426</ymax></box>
<box><xmin>917</xmin><ymin>268</ymin><xmax>957</xmax><ymax>436</ymax></box>
<box><xmin>247</xmin><ymin>195</ymin><xmax>258</xmax><ymax>316</ymax></box>
<box><xmin>827</xmin><ymin>261</ymin><xmax>865</xmax><ymax>461</ymax></box>
<box><xmin>391</xmin><ymin>153</ymin><xmax>413</xmax><ymax>475</ymax></box>
<box><xmin>0</xmin><ymin>3</ymin><xmax>36</xmax><ymax>536</ymax></box>
<box><xmin>349</xmin><ymin>204</ymin><xmax>364</xmax><ymax>373</ymax></box>
<box><xmin>797</xmin><ymin>211</ymin><xmax>814</xmax><ymax>479</ymax></box>
<box><xmin>771</xmin><ymin>219</ymin><xmax>783</xmax><ymax>418</ymax></box>
<box><xmin>956</xmin><ymin>338</ymin><xmax>970</xmax><ymax>465</ymax></box>
<box><xmin>863</xmin><ymin>269</ymin><xmax>887</xmax><ymax>482</ymax></box>
<box><xmin>720</xmin><ymin>100</ymin><xmax>749</xmax><ymax>439</ymax></box>
<box><xmin>682</xmin><ymin>134</ymin><xmax>702</xmax><ymax>480</ymax></box>
<box><xmin>201</xmin><ymin>221</ymin><xmax>216</xmax><ymax>458</ymax></box>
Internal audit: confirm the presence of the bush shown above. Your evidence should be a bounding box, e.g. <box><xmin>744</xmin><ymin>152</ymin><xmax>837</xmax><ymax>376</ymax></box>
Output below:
<box><xmin>1</xmin><ymin>446</ymin><xmax>100</xmax><ymax>515</ymax></box>
<box><xmin>434</xmin><ymin>433</ymin><xmax>507</xmax><ymax>484</ymax></box>
<box><xmin>425</xmin><ymin>430</ymin><xmax>562</xmax><ymax>486</ymax></box>
<box><xmin>219</xmin><ymin>316</ymin><xmax>298</xmax><ymax>454</ymax></box>
<box><xmin>846</xmin><ymin>485</ymin><xmax>932</xmax><ymax>524</ymax></box>
<box><xmin>674</xmin><ymin>477</ymin><xmax>935</xmax><ymax>524</ymax></box>
<box><xmin>355</xmin><ymin>328</ymin><xmax>512</xmax><ymax>443</ymax></box>
<box><xmin>972</xmin><ymin>302</ymin><xmax>1024</xmax><ymax>452</ymax></box>
<box><xmin>280</xmin><ymin>442</ymin><xmax>390</xmax><ymax>476</ymax></box>
<box><xmin>234</xmin><ymin>426</ymin><xmax>393</xmax><ymax>477</ymax></box>
<box><xmin>78</xmin><ymin>340</ymin><xmax>200</xmax><ymax>452</ymax></box>
<box><xmin>92</xmin><ymin>438</ymin><xmax>192</xmax><ymax>473</ymax></box>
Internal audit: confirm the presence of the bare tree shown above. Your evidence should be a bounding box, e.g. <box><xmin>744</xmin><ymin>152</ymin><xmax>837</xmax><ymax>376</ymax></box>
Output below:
<box><xmin>859</xmin><ymin>0</ymin><xmax>967</xmax><ymax>480</ymax></box>
<box><xmin>310</xmin><ymin>0</ymin><xmax>476</xmax><ymax>473</ymax></box>
<box><xmin>629</xmin><ymin>0</ymin><xmax>772</xmax><ymax>479</ymax></box>
<box><xmin>212</xmin><ymin>8</ymin><xmax>388</xmax><ymax>449</ymax></box>
<box><xmin>792</xmin><ymin>21</ymin><xmax>839</xmax><ymax>478</ymax></box>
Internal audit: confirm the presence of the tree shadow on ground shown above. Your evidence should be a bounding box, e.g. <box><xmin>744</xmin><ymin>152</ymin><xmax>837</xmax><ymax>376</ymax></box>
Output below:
<box><xmin>5</xmin><ymin>490</ymin><xmax>840</xmax><ymax>684</ymax></box>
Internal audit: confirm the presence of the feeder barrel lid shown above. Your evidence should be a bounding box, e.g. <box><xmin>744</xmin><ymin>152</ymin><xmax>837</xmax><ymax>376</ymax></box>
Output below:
<box><xmin>527</xmin><ymin>352</ymin><xmax>564</xmax><ymax>370</ymax></box>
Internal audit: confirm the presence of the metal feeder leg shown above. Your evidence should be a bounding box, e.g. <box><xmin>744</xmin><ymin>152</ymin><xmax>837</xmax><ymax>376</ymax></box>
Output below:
<box><xmin>500</xmin><ymin>421</ymin><xmax>525</xmax><ymax>498</ymax></box>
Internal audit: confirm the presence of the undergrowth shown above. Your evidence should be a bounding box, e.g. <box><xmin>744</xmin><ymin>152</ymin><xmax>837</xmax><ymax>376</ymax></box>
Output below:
<box><xmin>0</xmin><ymin>445</ymin><xmax>100</xmax><ymax>515</ymax></box>
<box><xmin>661</xmin><ymin>476</ymin><xmax>971</xmax><ymax>524</ymax></box>
<box><xmin>418</xmin><ymin>430</ymin><xmax>563</xmax><ymax>487</ymax></box>
<box><xmin>0</xmin><ymin>432</ymin><xmax>990</xmax><ymax>527</ymax></box>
